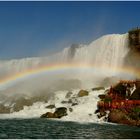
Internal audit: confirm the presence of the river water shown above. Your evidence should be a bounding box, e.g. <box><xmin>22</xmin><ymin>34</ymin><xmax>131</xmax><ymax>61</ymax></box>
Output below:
<box><xmin>0</xmin><ymin>119</ymin><xmax>139</xmax><ymax>139</ymax></box>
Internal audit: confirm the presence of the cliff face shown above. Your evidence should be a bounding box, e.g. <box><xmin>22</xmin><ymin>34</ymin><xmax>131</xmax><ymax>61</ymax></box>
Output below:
<box><xmin>123</xmin><ymin>28</ymin><xmax>140</xmax><ymax>76</ymax></box>
<box><xmin>96</xmin><ymin>80</ymin><xmax>140</xmax><ymax>127</ymax></box>
<box><xmin>129</xmin><ymin>28</ymin><xmax>140</xmax><ymax>50</ymax></box>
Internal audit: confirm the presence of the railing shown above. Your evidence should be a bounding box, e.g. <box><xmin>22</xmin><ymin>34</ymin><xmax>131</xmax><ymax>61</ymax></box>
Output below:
<box><xmin>98</xmin><ymin>100</ymin><xmax>140</xmax><ymax>109</ymax></box>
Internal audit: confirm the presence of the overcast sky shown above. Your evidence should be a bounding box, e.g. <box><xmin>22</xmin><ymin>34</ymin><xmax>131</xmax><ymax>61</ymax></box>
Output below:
<box><xmin>0</xmin><ymin>1</ymin><xmax>140</xmax><ymax>59</ymax></box>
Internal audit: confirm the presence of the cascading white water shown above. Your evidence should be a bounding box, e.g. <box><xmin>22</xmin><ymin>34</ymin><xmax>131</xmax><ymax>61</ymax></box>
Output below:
<box><xmin>72</xmin><ymin>34</ymin><xmax>129</xmax><ymax>74</ymax></box>
<box><xmin>0</xmin><ymin>33</ymin><xmax>129</xmax><ymax>80</ymax></box>
<box><xmin>0</xmin><ymin>33</ymin><xmax>134</xmax><ymax>97</ymax></box>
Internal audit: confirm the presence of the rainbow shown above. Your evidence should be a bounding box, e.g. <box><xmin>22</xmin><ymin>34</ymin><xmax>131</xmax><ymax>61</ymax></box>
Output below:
<box><xmin>0</xmin><ymin>63</ymin><xmax>140</xmax><ymax>86</ymax></box>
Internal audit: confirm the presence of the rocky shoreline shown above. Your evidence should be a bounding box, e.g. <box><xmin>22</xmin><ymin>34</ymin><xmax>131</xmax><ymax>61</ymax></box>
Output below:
<box><xmin>40</xmin><ymin>80</ymin><xmax>140</xmax><ymax>127</ymax></box>
<box><xmin>40</xmin><ymin>90</ymin><xmax>90</xmax><ymax>119</ymax></box>
<box><xmin>96</xmin><ymin>80</ymin><xmax>140</xmax><ymax>127</ymax></box>
<box><xmin>0</xmin><ymin>79</ymin><xmax>139</xmax><ymax>127</ymax></box>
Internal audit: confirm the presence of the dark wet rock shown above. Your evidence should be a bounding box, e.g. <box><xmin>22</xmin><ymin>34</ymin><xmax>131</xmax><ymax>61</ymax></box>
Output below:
<box><xmin>92</xmin><ymin>87</ymin><xmax>105</xmax><ymax>91</ymax></box>
<box><xmin>77</xmin><ymin>90</ymin><xmax>89</xmax><ymax>97</ymax></box>
<box><xmin>54</xmin><ymin>107</ymin><xmax>67</xmax><ymax>118</ymax></box>
<box><xmin>96</xmin><ymin>80</ymin><xmax>140</xmax><ymax>126</ymax></box>
<box><xmin>40</xmin><ymin>112</ymin><xmax>55</xmax><ymax>118</ymax></box>
<box><xmin>108</xmin><ymin>109</ymin><xmax>127</xmax><ymax>123</ymax></box>
<box><xmin>61</xmin><ymin>101</ymin><xmax>69</xmax><ymax>104</ymax></box>
<box><xmin>94</xmin><ymin>109</ymin><xmax>100</xmax><ymax>114</ymax></box>
<box><xmin>13</xmin><ymin>98</ymin><xmax>33</xmax><ymax>112</ymax></box>
<box><xmin>40</xmin><ymin>107</ymin><xmax>67</xmax><ymax>119</ymax></box>
<box><xmin>130</xmin><ymin>87</ymin><xmax>140</xmax><ymax>100</ymax></box>
<box><xmin>98</xmin><ymin>94</ymin><xmax>106</xmax><ymax>100</ymax></box>
<box><xmin>65</xmin><ymin>91</ymin><xmax>73</xmax><ymax>98</ymax></box>
<box><xmin>129</xmin><ymin>107</ymin><xmax>140</xmax><ymax>120</ymax></box>
<box><xmin>113</xmin><ymin>83</ymin><xmax>126</xmax><ymax>93</ymax></box>
<box><xmin>97</xmin><ymin>110</ymin><xmax>107</xmax><ymax>119</ymax></box>
<box><xmin>68</xmin><ymin>99</ymin><xmax>73</xmax><ymax>104</ymax></box>
<box><xmin>108</xmin><ymin>109</ymin><xmax>140</xmax><ymax>126</ymax></box>
<box><xmin>69</xmin><ymin>108</ymin><xmax>73</xmax><ymax>112</ymax></box>
<box><xmin>72</xmin><ymin>103</ymin><xmax>78</xmax><ymax>106</ymax></box>
<box><xmin>104</xmin><ymin>89</ymin><xmax>110</xmax><ymax>94</ymax></box>
<box><xmin>129</xmin><ymin>28</ymin><xmax>140</xmax><ymax>50</ymax></box>
<box><xmin>0</xmin><ymin>104</ymin><xmax>10</xmax><ymax>113</ymax></box>
<box><xmin>46</xmin><ymin>104</ymin><xmax>55</xmax><ymax>109</ymax></box>
<box><xmin>11</xmin><ymin>93</ymin><xmax>49</xmax><ymax>112</ymax></box>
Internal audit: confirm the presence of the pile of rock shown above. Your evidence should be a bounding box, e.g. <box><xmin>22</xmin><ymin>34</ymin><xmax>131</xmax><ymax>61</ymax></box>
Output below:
<box><xmin>41</xmin><ymin>107</ymin><xmax>67</xmax><ymax>119</ymax></box>
<box><xmin>40</xmin><ymin>89</ymin><xmax>89</xmax><ymax>119</ymax></box>
<box><xmin>95</xmin><ymin>80</ymin><xmax>140</xmax><ymax>127</ymax></box>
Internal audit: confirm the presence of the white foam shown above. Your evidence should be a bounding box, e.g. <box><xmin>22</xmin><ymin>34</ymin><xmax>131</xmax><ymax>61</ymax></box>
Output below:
<box><xmin>0</xmin><ymin>89</ymin><xmax>105</xmax><ymax>123</ymax></box>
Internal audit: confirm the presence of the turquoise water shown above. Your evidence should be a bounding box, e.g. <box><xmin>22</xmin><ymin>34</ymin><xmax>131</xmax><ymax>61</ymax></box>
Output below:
<box><xmin>0</xmin><ymin>119</ymin><xmax>139</xmax><ymax>139</ymax></box>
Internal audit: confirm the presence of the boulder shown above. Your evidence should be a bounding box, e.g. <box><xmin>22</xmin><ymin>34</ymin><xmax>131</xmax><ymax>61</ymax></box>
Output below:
<box><xmin>130</xmin><ymin>87</ymin><xmax>140</xmax><ymax>100</ymax></box>
<box><xmin>54</xmin><ymin>107</ymin><xmax>67</xmax><ymax>118</ymax></box>
<box><xmin>62</xmin><ymin>101</ymin><xmax>70</xmax><ymax>104</ymax></box>
<box><xmin>97</xmin><ymin>109</ymin><xmax>106</xmax><ymax>119</ymax></box>
<box><xmin>95</xmin><ymin>109</ymin><xmax>100</xmax><ymax>114</ymax></box>
<box><xmin>72</xmin><ymin>103</ymin><xmax>78</xmax><ymax>106</ymax></box>
<box><xmin>92</xmin><ymin>87</ymin><xmax>105</xmax><ymax>91</ymax></box>
<box><xmin>77</xmin><ymin>90</ymin><xmax>89</xmax><ymax>97</ymax></box>
<box><xmin>98</xmin><ymin>94</ymin><xmax>106</xmax><ymax>100</ymax></box>
<box><xmin>65</xmin><ymin>91</ymin><xmax>73</xmax><ymax>98</ymax></box>
<box><xmin>0</xmin><ymin>104</ymin><xmax>10</xmax><ymax>113</ymax></box>
<box><xmin>46</xmin><ymin>104</ymin><xmax>55</xmax><ymax>109</ymax></box>
<box><xmin>113</xmin><ymin>83</ymin><xmax>127</xmax><ymax>95</ymax></box>
<box><xmin>13</xmin><ymin>98</ymin><xmax>33</xmax><ymax>112</ymax></box>
<box><xmin>40</xmin><ymin>107</ymin><xmax>67</xmax><ymax>118</ymax></box>
<box><xmin>69</xmin><ymin>108</ymin><xmax>73</xmax><ymax>112</ymax></box>
<box><xmin>108</xmin><ymin>109</ymin><xmax>127</xmax><ymax>123</ymax></box>
<box><xmin>108</xmin><ymin>109</ymin><xmax>140</xmax><ymax>126</ymax></box>
<box><xmin>68</xmin><ymin>99</ymin><xmax>73</xmax><ymax>104</ymax></box>
<box><xmin>40</xmin><ymin>112</ymin><xmax>55</xmax><ymax>118</ymax></box>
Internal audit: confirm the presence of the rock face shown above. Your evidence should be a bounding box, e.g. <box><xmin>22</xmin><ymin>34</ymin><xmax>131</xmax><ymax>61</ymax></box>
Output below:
<box><xmin>98</xmin><ymin>94</ymin><xmax>106</xmax><ymax>100</ymax></box>
<box><xmin>112</xmin><ymin>82</ymin><xmax>127</xmax><ymax>99</ymax></box>
<box><xmin>46</xmin><ymin>104</ymin><xmax>55</xmax><ymax>109</ymax></box>
<box><xmin>69</xmin><ymin>108</ymin><xmax>73</xmax><ymax>112</ymax></box>
<box><xmin>40</xmin><ymin>107</ymin><xmax>67</xmax><ymax>119</ymax></box>
<box><xmin>108</xmin><ymin>109</ymin><xmax>127</xmax><ymax>123</ymax></box>
<box><xmin>13</xmin><ymin>97</ymin><xmax>34</xmax><ymax>112</ymax></box>
<box><xmin>40</xmin><ymin>112</ymin><xmax>54</xmax><ymax>118</ymax></box>
<box><xmin>96</xmin><ymin>80</ymin><xmax>140</xmax><ymax>127</ymax></box>
<box><xmin>77</xmin><ymin>90</ymin><xmax>89</xmax><ymax>97</ymax></box>
<box><xmin>54</xmin><ymin>107</ymin><xmax>67</xmax><ymax>118</ymax></box>
<box><xmin>108</xmin><ymin>109</ymin><xmax>140</xmax><ymax>126</ymax></box>
<box><xmin>0</xmin><ymin>104</ymin><xmax>10</xmax><ymax>113</ymax></box>
<box><xmin>92</xmin><ymin>87</ymin><xmax>105</xmax><ymax>91</ymax></box>
<box><xmin>65</xmin><ymin>91</ymin><xmax>73</xmax><ymax>98</ymax></box>
<box><xmin>129</xmin><ymin>28</ymin><xmax>140</xmax><ymax>50</ymax></box>
<box><xmin>129</xmin><ymin>87</ymin><xmax>140</xmax><ymax>100</ymax></box>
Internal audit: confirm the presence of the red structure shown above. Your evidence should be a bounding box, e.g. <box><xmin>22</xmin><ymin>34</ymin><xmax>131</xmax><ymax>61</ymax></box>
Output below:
<box><xmin>98</xmin><ymin>80</ymin><xmax>140</xmax><ymax>110</ymax></box>
<box><xmin>98</xmin><ymin>100</ymin><xmax>140</xmax><ymax>110</ymax></box>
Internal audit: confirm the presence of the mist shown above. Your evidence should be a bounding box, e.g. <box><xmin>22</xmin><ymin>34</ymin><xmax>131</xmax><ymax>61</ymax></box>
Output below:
<box><xmin>0</xmin><ymin>33</ymin><xmax>140</xmax><ymax>114</ymax></box>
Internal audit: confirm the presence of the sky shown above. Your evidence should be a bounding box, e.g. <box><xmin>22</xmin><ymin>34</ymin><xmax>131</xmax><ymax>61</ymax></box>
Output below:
<box><xmin>0</xmin><ymin>1</ymin><xmax>140</xmax><ymax>59</ymax></box>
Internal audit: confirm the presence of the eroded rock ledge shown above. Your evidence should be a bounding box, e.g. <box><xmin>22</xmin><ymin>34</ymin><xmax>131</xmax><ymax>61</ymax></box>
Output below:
<box><xmin>96</xmin><ymin>80</ymin><xmax>140</xmax><ymax>127</ymax></box>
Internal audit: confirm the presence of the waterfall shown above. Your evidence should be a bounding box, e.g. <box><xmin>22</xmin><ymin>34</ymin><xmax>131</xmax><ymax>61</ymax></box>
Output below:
<box><xmin>0</xmin><ymin>33</ymin><xmax>139</xmax><ymax>117</ymax></box>
<box><xmin>0</xmin><ymin>33</ymin><xmax>129</xmax><ymax>80</ymax></box>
